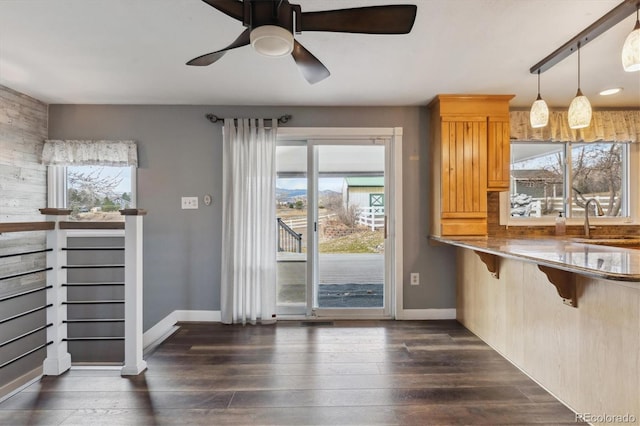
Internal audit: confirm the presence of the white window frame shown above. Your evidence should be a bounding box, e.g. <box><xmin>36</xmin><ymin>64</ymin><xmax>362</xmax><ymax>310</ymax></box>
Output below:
<box><xmin>47</xmin><ymin>165</ymin><xmax>137</xmax><ymax>209</ymax></box>
<box><xmin>501</xmin><ymin>141</ymin><xmax>639</xmax><ymax>227</ymax></box>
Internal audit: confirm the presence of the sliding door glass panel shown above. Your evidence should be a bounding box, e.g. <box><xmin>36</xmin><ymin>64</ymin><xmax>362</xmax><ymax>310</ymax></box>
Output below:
<box><xmin>315</xmin><ymin>144</ymin><xmax>385</xmax><ymax>310</ymax></box>
<box><xmin>275</xmin><ymin>144</ymin><xmax>307</xmax><ymax>315</ymax></box>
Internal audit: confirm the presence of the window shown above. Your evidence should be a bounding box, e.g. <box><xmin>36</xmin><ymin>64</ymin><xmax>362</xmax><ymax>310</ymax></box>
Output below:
<box><xmin>43</xmin><ymin>139</ymin><xmax>138</xmax><ymax>222</ymax></box>
<box><xmin>66</xmin><ymin>165</ymin><xmax>134</xmax><ymax>221</ymax></box>
<box><xmin>510</xmin><ymin>141</ymin><xmax>629</xmax><ymax>219</ymax></box>
<box><xmin>49</xmin><ymin>165</ymin><xmax>136</xmax><ymax>222</ymax></box>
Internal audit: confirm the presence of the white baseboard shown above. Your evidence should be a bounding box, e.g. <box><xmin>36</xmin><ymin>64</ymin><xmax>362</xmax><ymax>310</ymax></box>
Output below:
<box><xmin>143</xmin><ymin>310</ymin><xmax>221</xmax><ymax>349</ymax></box>
<box><xmin>396</xmin><ymin>308</ymin><xmax>457</xmax><ymax>320</ymax></box>
<box><xmin>0</xmin><ymin>367</ymin><xmax>42</xmax><ymax>404</ymax></box>
<box><xmin>175</xmin><ymin>310</ymin><xmax>221</xmax><ymax>322</ymax></box>
<box><xmin>143</xmin><ymin>311</ymin><xmax>178</xmax><ymax>348</ymax></box>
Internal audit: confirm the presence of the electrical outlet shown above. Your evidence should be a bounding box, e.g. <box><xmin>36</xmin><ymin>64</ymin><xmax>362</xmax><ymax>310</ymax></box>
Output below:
<box><xmin>410</xmin><ymin>272</ymin><xmax>419</xmax><ymax>286</ymax></box>
<box><xmin>181</xmin><ymin>196</ymin><xmax>198</xmax><ymax>209</ymax></box>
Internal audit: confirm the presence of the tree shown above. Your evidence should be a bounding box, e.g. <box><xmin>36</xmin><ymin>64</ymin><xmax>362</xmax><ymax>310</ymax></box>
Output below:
<box><xmin>101</xmin><ymin>196</ymin><xmax>119</xmax><ymax>212</ymax></box>
<box><xmin>67</xmin><ymin>167</ymin><xmax>123</xmax><ymax>212</ymax></box>
<box><xmin>571</xmin><ymin>143</ymin><xmax>622</xmax><ymax>216</ymax></box>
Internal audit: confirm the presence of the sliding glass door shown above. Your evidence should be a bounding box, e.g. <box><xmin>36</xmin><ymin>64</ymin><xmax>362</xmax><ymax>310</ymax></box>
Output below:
<box><xmin>311</xmin><ymin>143</ymin><xmax>387</xmax><ymax>317</ymax></box>
<box><xmin>276</xmin><ymin>138</ymin><xmax>391</xmax><ymax>318</ymax></box>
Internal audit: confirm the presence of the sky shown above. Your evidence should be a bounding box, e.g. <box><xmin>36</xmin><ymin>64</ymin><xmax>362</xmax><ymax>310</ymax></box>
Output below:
<box><xmin>277</xmin><ymin>177</ymin><xmax>344</xmax><ymax>192</ymax></box>
<box><xmin>68</xmin><ymin>165</ymin><xmax>131</xmax><ymax>194</ymax></box>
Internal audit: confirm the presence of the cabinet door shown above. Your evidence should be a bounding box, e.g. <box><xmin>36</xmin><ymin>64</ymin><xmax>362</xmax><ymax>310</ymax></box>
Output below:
<box><xmin>441</xmin><ymin>117</ymin><xmax>487</xmax><ymax>217</ymax></box>
<box><xmin>487</xmin><ymin>118</ymin><xmax>510</xmax><ymax>191</ymax></box>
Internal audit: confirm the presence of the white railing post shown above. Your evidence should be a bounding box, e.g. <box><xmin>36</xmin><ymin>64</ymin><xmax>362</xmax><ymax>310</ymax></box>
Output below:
<box><xmin>40</xmin><ymin>208</ymin><xmax>72</xmax><ymax>376</ymax></box>
<box><xmin>120</xmin><ymin>209</ymin><xmax>147</xmax><ymax>376</ymax></box>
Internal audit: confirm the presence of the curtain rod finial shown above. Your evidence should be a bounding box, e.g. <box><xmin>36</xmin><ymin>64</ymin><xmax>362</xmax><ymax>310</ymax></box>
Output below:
<box><xmin>205</xmin><ymin>114</ymin><xmax>221</xmax><ymax>123</ymax></box>
<box><xmin>279</xmin><ymin>115</ymin><xmax>292</xmax><ymax>124</ymax></box>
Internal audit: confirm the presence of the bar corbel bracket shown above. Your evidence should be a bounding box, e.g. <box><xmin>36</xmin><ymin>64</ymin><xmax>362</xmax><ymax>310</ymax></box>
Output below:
<box><xmin>474</xmin><ymin>251</ymin><xmax>499</xmax><ymax>278</ymax></box>
<box><xmin>538</xmin><ymin>265</ymin><xmax>577</xmax><ymax>307</ymax></box>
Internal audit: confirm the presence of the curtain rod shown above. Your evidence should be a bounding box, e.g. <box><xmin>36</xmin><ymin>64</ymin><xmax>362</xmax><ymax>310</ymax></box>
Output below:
<box><xmin>205</xmin><ymin>114</ymin><xmax>292</xmax><ymax>125</ymax></box>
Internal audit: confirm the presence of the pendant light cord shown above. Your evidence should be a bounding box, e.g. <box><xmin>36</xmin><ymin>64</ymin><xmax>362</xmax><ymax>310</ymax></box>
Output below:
<box><xmin>577</xmin><ymin>42</ymin><xmax>581</xmax><ymax>90</ymax></box>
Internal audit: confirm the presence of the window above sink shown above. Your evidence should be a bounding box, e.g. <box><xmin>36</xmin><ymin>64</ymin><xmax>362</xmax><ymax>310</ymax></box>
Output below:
<box><xmin>501</xmin><ymin>140</ymin><xmax>639</xmax><ymax>227</ymax></box>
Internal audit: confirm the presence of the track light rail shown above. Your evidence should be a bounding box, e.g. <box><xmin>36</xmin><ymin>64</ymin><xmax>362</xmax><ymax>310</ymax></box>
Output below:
<box><xmin>530</xmin><ymin>0</ymin><xmax>639</xmax><ymax>74</ymax></box>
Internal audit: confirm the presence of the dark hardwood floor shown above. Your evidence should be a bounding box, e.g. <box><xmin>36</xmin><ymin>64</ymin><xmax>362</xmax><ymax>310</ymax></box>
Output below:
<box><xmin>0</xmin><ymin>320</ymin><xmax>584</xmax><ymax>425</ymax></box>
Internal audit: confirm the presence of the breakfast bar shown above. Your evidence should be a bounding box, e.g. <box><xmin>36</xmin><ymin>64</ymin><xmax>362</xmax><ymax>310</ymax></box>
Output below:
<box><xmin>432</xmin><ymin>235</ymin><xmax>640</xmax><ymax>424</ymax></box>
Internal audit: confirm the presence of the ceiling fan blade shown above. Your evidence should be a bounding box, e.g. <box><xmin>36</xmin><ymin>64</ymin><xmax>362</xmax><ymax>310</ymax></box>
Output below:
<box><xmin>200</xmin><ymin>0</ymin><xmax>243</xmax><ymax>21</ymax></box>
<box><xmin>301</xmin><ymin>5</ymin><xmax>417</xmax><ymax>34</ymax></box>
<box><xmin>186</xmin><ymin>29</ymin><xmax>250</xmax><ymax>66</ymax></box>
<box><xmin>291</xmin><ymin>40</ymin><xmax>330</xmax><ymax>84</ymax></box>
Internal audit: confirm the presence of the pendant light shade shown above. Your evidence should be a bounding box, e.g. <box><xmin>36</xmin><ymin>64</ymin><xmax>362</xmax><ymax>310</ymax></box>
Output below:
<box><xmin>622</xmin><ymin>6</ymin><xmax>640</xmax><ymax>72</ymax></box>
<box><xmin>568</xmin><ymin>89</ymin><xmax>592</xmax><ymax>129</ymax></box>
<box><xmin>530</xmin><ymin>70</ymin><xmax>549</xmax><ymax>128</ymax></box>
<box><xmin>568</xmin><ymin>43</ymin><xmax>592</xmax><ymax>129</ymax></box>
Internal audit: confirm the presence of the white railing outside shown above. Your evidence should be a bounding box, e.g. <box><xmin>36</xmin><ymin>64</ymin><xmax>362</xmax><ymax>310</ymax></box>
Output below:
<box><xmin>511</xmin><ymin>194</ymin><xmax>615</xmax><ymax>217</ymax></box>
<box><xmin>357</xmin><ymin>206</ymin><xmax>385</xmax><ymax>230</ymax></box>
<box><xmin>282</xmin><ymin>213</ymin><xmax>336</xmax><ymax>228</ymax></box>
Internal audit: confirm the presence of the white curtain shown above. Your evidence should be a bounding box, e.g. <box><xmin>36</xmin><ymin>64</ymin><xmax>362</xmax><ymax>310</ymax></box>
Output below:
<box><xmin>220</xmin><ymin>118</ymin><xmax>277</xmax><ymax>325</ymax></box>
<box><xmin>42</xmin><ymin>140</ymin><xmax>138</xmax><ymax>166</ymax></box>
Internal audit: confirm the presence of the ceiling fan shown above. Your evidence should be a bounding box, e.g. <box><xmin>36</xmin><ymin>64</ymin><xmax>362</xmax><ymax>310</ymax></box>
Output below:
<box><xmin>186</xmin><ymin>0</ymin><xmax>417</xmax><ymax>84</ymax></box>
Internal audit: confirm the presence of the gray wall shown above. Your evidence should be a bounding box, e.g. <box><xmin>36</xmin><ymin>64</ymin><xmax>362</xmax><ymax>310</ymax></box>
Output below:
<box><xmin>48</xmin><ymin>105</ymin><xmax>457</xmax><ymax>330</ymax></box>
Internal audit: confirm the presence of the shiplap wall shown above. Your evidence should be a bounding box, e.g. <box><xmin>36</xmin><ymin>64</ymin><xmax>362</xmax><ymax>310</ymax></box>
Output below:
<box><xmin>0</xmin><ymin>85</ymin><xmax>47</xmax><ymax>222</ymax></box>
<box><xmin>0</xmin><ymin>85</ymin><xmax>48</xmax><ymax>289</ymax></box>
<box><xmin>0</xmin><ymin>85</ymin><xmax>48</xmax><ymax>397</ymax></box>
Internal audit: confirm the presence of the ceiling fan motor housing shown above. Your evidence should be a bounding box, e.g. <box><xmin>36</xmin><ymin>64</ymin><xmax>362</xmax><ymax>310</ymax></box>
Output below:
<box><xmin>247</xmin><ymin>0</ymin><xmax>299</xmax><ymax>57</ymax></box>
<box><xmin>250</xmin><ymin>25</ymin><xmax>294</xmax><ymax>56</ymax></box>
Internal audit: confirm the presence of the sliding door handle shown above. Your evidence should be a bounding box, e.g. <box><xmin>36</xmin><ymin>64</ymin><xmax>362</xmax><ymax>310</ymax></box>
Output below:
<box><xmin>384</xmin><ymin>216</ymin><xmax>388</xmax><ymax>239</ymax></box>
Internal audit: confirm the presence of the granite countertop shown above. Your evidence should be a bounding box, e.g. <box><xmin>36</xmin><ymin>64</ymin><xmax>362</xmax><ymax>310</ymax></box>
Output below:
<box><xmin>430</xmin><ymin>235</ymin><xmax>640</xmax><ymax>282</ymax></box>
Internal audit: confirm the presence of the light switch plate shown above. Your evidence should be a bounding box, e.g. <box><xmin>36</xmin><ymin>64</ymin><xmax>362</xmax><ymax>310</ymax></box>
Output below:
<box><xmin>181</xmin><ymin>197</ymin><xmax>198</xmax><ymax>209</ymax></box>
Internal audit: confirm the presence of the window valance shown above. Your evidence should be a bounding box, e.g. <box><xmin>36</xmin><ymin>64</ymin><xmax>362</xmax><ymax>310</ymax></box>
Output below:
<box><xmin>42</xmin><ymin>140</ymin><xmax>138</xmax><ymax>166</ymax></box>
<box><xmin>510</xmin><ymin>110</ymin><xmax>640</xmax><ymax>143</ymax></box>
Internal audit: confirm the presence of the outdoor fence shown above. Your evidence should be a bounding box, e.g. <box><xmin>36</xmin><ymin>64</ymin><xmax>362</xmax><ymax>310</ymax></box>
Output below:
<box><xmin>511</xmin><ymin>193</ymin><xmax>617</xmax><ymax>217</ymax></box>
<box><xmin>357</xmin><ymin>206</ymin><xmax>385</xmax><ymax>230</ymax></box>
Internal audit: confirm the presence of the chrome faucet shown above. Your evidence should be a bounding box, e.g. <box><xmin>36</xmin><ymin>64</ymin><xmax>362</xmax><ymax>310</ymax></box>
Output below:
<box><xmin>584</xmin><ymin>198</ymin><xmax>604</xmax><ymax>237</ymax></box>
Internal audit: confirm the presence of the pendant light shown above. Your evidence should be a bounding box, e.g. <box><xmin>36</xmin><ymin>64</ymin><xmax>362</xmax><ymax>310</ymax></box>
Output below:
<box><xmin>568</xmin><ymin>42</ymin><xmax>592</xmax><ymax>129</ymax></box>
<box><xmin>530</xmin><ymin>70</ymin><xmax>549</xmax><ymax>128</ymax></box>
<box><xmin>622</xmin><ymin>4</ymin><xmax>640</xmax><ymax>72</ymax></box>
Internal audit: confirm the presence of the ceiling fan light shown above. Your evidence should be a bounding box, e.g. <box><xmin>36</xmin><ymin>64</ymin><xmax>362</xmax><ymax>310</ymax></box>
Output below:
<box><xmin>621</xmin><ymin>18</ymin><xmax>640</xmax><ymax>72</ymax></box>
<box><xmin>250</xmin><ymin>25</ymin><xmax>294</xmax><ymax>57</ymax></box>
<box><xmin>568</xmin><ymin>89</ymin><xmax>592</xmax><ymax>129</ymax></box>
<box><xmin>530</xmin><ymin>97</ymin><xmax>549</xmax><ymax>128</ymax></box>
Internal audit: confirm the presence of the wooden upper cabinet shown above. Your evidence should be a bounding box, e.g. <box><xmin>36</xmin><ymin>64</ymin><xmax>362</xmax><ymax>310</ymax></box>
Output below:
<box><xmin>429</xmin><ymin>95</ymin><xmax>514</xmax><ymax>236</ymax></box>
<box><xmin>440</xmin><ymin>117</ymin><xmax>487</xmax><ymax>216</ymax></box>
<box><xmin>487</xmin><ymin>118</ymin><xmax>511</xmax><ymax>191</ymax></box>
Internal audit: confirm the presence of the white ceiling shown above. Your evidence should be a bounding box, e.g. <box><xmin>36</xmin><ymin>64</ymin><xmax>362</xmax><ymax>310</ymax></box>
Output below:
<box><xmin>1</xmin><ymin>0</ymin><xmax>638</xmax><ymax>108</ymax></box>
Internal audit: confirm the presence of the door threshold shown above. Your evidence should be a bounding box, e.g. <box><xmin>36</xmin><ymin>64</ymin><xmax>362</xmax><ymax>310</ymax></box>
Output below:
<box><xmin>276</xmin><ymin>314</ymin><xmax>394</xmax><ymax>321</ymax></box>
